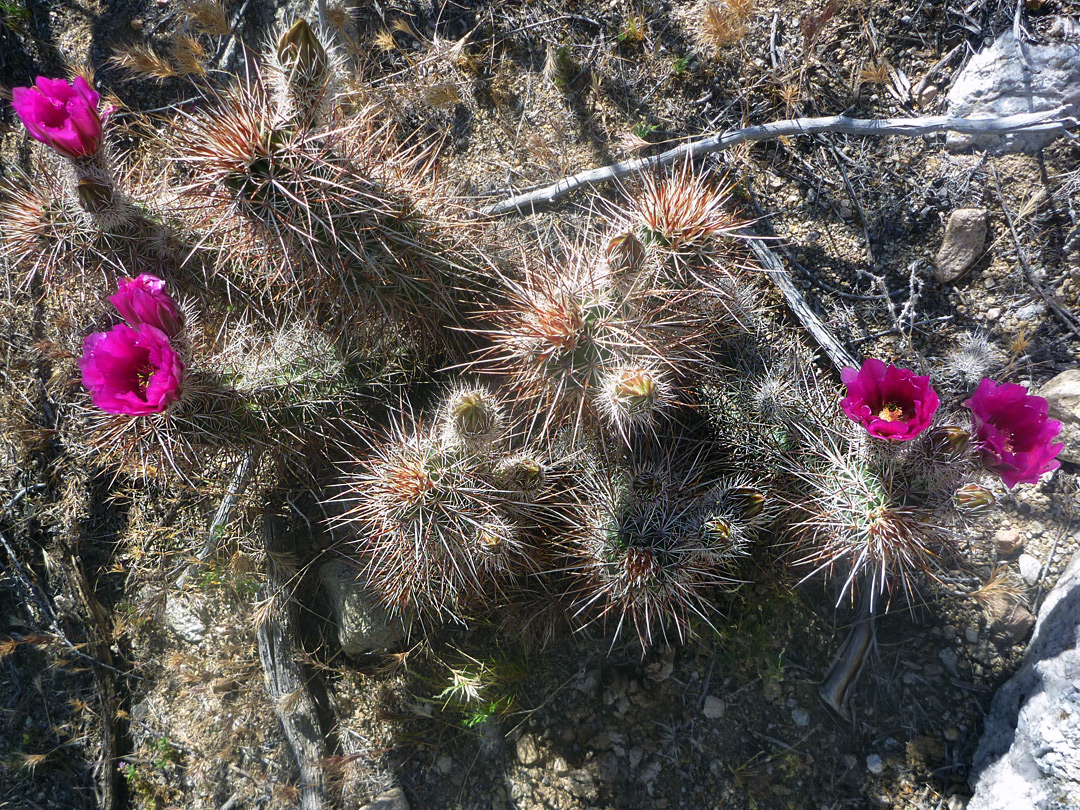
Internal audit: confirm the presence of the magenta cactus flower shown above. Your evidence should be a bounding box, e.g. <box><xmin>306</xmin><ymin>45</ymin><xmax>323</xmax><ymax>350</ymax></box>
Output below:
<box><xmin>80</xmin><ymin>324</ymin><xmax>185</xmax><ymax>415</ymax></box>
<box><xmin>109</xmin><ymin>274</ymin><xmax>184</xmax><ymax>337</ymax></box>
<box><xmin>840</xmin><ymin>358</ymin><xmax>939</xmax><ymax>441</ymax></box>
<box><xmin>963</xmin><ymin>379</ymin><xmax>1063</xmax><ymax>489</ymax></box>
<box><xmin>11</xmin><ymin>76</ymin><xmax>103</xmax><ymax>159</ymax></box>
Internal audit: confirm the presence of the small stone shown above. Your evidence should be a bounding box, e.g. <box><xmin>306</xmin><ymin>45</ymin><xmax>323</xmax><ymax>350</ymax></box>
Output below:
<box><xmin>702</xmin><ymin>696</ymin><xmax>726</xmax><ymax>719</ymax></box>
<box><xmin>319</xmin><ymin>561</ymin><xmax>409</xmax><ymax>655</ymax></box>
<box><xmin>948</xmin><ymin>796</ymin><xmax>968</xmax><ymax>810</ymax></box>
<box><xmin>985</xmin><ymin>595</ymin><xmax>1036</xmax><ymax>645</ymax></box>
<box><xmin>1018</xmin><ymin>553</ymin><xmax>1042</xmax><ymax>585</ymax></box>
<box><xmin>938</xmin><ymin>647</ymin><xmax>959</xmax><ymax>676</ymax></box>
<box><xmin>210</xmin><ymin>676</ymin><xmax>237</xmax><ymax>694</ymax></box>
<box><xmin>944</xmin><ymin>725</ymin><xmax>960</xmax><ymax>742</ymax></box>
<box><xmin>934</xmin><ymin>208</ymin><xmax>989</xmax><ymax>283</ymax></box>
<box><xmin>515</xmin><ymin>734</ymin><xmax>540</xmax><ymax>766</ymax></box>
<box><xmin>1039</xmin><ymin>370</ymin><xmax>1080</xmax><ymax>464</ymax></box>
<box><xmin>965</xmin><ymin>627</ymin><xmax>980</xmax><ymax>644</ymax></box>
<box><xmin>866</xmin><ymin>753</ymin><xmax>885</xmax><ymax>774</ymax></box>
<box><xmin>993</xmin><ymin>528</ymin><xmax>1024</xmax><ymax>556</ymax></box>
<box><xmin>562</xmin><ymin>769</ymin><xmax>598</xmax><ymax>799</ymax></box>
<box><xmin>360</xmin><ymin>787</ymin><xmax>410</xmax><ymax>810</ymax></box>
<box><xmin>918</xmin><ymin>84</ymin><xmax>939</xmax><ymax>107</ymax></box>
<box><xmin>434</xmin><ymin>755</ymin><xmax>453</xmax><ymax>775</ymax></box>
<box><xmin>792</xmin><ymin>707</ymin><xmax>811</xmax><ymax>727</ymax></box>
<box><xmin>986</xmin><ymin>307</ymin><xmax>1001</xmax><ymax>322</ymax></box>
<box><xmin>164</xmin><ymin>594</ymin><xmax>208</xmax><ymax>644</ymax></box>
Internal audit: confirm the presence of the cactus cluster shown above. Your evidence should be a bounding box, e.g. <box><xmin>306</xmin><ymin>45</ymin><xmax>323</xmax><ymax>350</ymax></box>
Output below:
<box><xmin>2</xmin><ymin>17</ymin><xmax>1063</xmax><ymax>657</ymax></box>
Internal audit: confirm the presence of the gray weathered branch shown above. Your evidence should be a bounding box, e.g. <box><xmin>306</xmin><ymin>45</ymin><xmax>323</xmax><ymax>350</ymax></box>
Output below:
<box><xmin>258</xmin><ymin>513</ymin><xmax>328</xmax><ymax>810</ymax></box>
<box><xmin>483</xmin><ymin>108</ymin><xmax>1077</xmax><ymax>216</ymax></box>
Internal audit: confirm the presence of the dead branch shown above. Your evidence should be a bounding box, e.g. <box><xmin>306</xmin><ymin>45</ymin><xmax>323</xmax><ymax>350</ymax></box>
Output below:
<box><xmin>177</xmin><ymin>447</ymin><xmax>262</xmax><ymax>587</ymax></box>
<box><xmin>258</xmin><ymin>513</ymin><xmax>328</xmax><ymax>810</ymax></box>
<box><xmin>483</xmin><ymin>108</ymin><xmax>1078</xmax><ymax>216</ymax></box>
<box><xmin>744</xmin><ymin>235</ymin><xmax>858</xmax><ymax>371</ymax></box>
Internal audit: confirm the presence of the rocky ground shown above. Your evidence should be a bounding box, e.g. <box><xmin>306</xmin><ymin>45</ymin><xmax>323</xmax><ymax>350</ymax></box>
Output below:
<box><xmin>1</xmin><ymin>0</ymin><xmax>1079</xmax><ymax>809</ymax></box>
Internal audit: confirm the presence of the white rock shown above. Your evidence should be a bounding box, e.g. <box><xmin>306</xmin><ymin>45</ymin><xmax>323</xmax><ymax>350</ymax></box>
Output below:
<box><xmin>319</xmin><ymin>561</ymin><xmax>409</xmax><ymax>655</ymax></box>
<box><xmin>866</xmin><ymin>753</ymin><xmax>885</xmax><ymax>774</ymax></box>
<box><xmin>946</xmin><ymin>26</ymin><xmax>1080</xmax><ymax>154</ymax></box>
<box><xmin>969</xmin><ymin>551</ymin><xmax>1080</xmax><ymax>809</ymax></box>
<box><xmin>1039</xmin><ymin>370</ymin><xmax>1080</xmax><ymax>465</ymax></box>
<box><xmin>1019</xmin><ymin>553</ymin><xmax>1042</xmax><ymax>585</ymax></box>
<box><xmin>360</xmin><ymin>787</ymin><xmax>409</xmax><ymax>810</ymax></box>
<box><xmin>934</xmin><ymin>208</ymin><xmax>989</xmax><ymax>283</ymax></box>
<box><xmin>164</xmin><ymin>594</ymin><xmax>207</xmax><ymax>644</ymax></box>
<box><xmin>702</xmin><ymin>695</ymin><xmax>726</xmax><ymax>719</ymax></box>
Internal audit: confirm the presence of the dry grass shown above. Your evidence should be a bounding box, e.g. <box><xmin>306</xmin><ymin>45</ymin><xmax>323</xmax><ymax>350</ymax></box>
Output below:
<box><xmin>700</xmin><ymin>0</ymin><xmax>754</xmax><ymax>53</ymax></box>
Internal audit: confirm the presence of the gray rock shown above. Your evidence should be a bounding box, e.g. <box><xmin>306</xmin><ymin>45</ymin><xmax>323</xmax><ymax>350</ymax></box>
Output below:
<box><xmin>792</xmin><ymin>707</ymin><xmax>811</xmax><ymax>727</ymax></box>
<box><xmin>515</xmin><ymin>733</ymin><xmax>540</xmax><ymax>766</ymax></box>
<box><xmin>946</xmin><ymin>25</ymin><xmax>1080</xmax><ymax>154</ymax></box>
<box><xmin>969</xmin><ymin>551</ymin><xmax>1080</xmax><ymax>810</ymax></box>
<box><xmin>934</xmin><ymin>209</ymin><xmax>989</xmax><ymax>283</ymax></box>
<box><xmin>561</xmin><ymin>769</ymin><xmax>598</xmax><ymax>799</ymax></box>
<box><xmin>985</xmin><ymin>595</ymin><xmax>1036</xmax><ymax>646</ymax></box>
<box><xmin>702</xmin><ymin>695</ymin><xmax>726</xmax><ymax>719</ymax></box>
<box><xmin>1019</xmin><ymin>553</ymin><xmax>1042</xmax><ymax>586</ymax></box>
<box><xmin>866</xmin><ymin>753</ymin><xmax>885</xmax><ymax>775</ymax></box>
<box><xmin>360</xmin><ymin>787</ymin><xmax>409</xmax><ymax>810</ymax></box>
<box><xmin>164</xmin><ymin>594</ymin><xmax>208</xmax><ymax>644</ymax></box>
<box><xmin>1040</xmin><ymin>370</ymin><xmax>1080</xmax><ymax>464</ymax></box>
<box><xmin>993</xmin><ymin>528</ymin><xmax>1024</xmax><ymax>556</ymax></box>
<box><xmin>319</xmin><ymin>561</ymin><xmax>409</xmax><ymax>655</ymax></box>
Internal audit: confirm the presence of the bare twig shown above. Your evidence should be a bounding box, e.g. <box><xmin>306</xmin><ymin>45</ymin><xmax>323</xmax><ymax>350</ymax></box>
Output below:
<box><xmin>743</xmin><ymin>234</ymin><xmax>858</xmax><ymax>371</ymax></box>
<box><xmin>176</xmin><ymin>447</ymin><xmax>262</xmax><ymax>587</ymax></box>
<box><xmin>990</xmin><ymin>168</ymin><xmax>1080</xmax><ymax>344</ymax></box>
<box><xmin>482</xmin><ymin>108</ymin><xmax>1077</xmax><ymax>216</ymax></box>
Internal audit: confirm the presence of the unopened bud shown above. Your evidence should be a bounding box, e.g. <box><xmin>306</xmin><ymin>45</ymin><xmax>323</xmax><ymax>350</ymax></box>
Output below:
<box><xmin>277</xmin><ymin>19</ymin><xmax>327</xmax><ymax>78</ymax></box>
<box><xmin>926</xmin><ymin>426</ymin><xmax>970</xmax><ymax>458</ymax></box>
<box><xmin>631</xmin><ymin>471</ymin><xmax>662</xmax><ymax>501</ymax></box>
<box><xmin>701</xmin><ymin>516</ymin><xmax>732</xmax><ymax>545</ymax></box>
<box><xmin>452</xmin><ymin>391</ymin><xmax>495</xmax><ymax>438</ymax></box>
<box><xmin>726</xmin><ymin>486</ymin><xmax>765</xmax><ymax>520</ymax></box>
<box><xmin>77</xmin><ymin>177</ymin><xmax>115</xmax><ymax>215</ymax></box>
<box><xmin>953</xmin><ymin>483</ymin><xmax>995</xmax><ymax>515</ymax></box>
<box><xmin>604</xmin><ymin>230</ymin><xmax>645</xmax><ymax>273</ymax></box>
<box><xmin>611</xmin><ymin>368</ymin><xmax>658</xmax><ymax>413</ymax></box>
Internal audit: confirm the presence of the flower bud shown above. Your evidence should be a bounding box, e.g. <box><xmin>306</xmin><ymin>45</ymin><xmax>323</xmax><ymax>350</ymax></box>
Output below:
<box><xmin>610</xmin><ymin>368</ymin><xmax>659</xmax><ymax>414</ymax></box>
<box><xmin>604</xmin><ymin>230</ymin><xmax>645</xmax><ymax>273</ymax></box>
<box><xmin>725</xmin><ymin>486</ymin><xmax>765</xmax><ymax>520</ymax></box>
<box><xmin>953</xmin><ymin>483</ymin><xmax>995</xmax><ymax>515</ymax></box>
<box><xmin>701</xmin><ymin>515</ymin><xmax>732</xmax><ymax>545</ymax></box>
<box><xmin>451</xmin><ymin>390</ymin><xmax>497</xmax><ymax>438</ymax></box>
<box><xmin>925</xmin><ymin>425</ymin><xmax>970</xmax><ymax>458</ymax></box>
<box><xmin>77</xmin><ymin>177</ymin><xmax>115</xmax><ymax>215</ymax></box>
<box><xmin>277</xmin><ymin>19</ymin><xmax>327</xmax><ymax>79</ymax></box>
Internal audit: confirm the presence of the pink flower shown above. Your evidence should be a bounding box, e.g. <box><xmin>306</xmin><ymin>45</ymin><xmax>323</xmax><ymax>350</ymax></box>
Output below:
<box><xmin>80</xmin><ymin>324</ymin><xmax>184</xmax><ymax>415</ymax></box>
<box><xmin>840</xmin><ymin>358</ymin><xmax>939</xmax><ymax>441</ymax></box>
<box><xmin>109</xmin><ymin>274</ymin><xmax>184</xmax><ymax>337</ymax></box>
<box><xmin>11</xmin><ymin>76</ymin><xmax>103</xmax><ymax>159</ymax></box>
<box><xmin>963</xmin><ymin>379</ymin><xmax>1063</xmax><ymax>489</ymax></box>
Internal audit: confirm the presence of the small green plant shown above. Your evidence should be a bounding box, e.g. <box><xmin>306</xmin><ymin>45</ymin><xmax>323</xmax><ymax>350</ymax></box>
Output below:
<box><xmin>672</xmin><ymin>55</ymin><xmax>692</xmax><ymax>77</ymax></box>
<box><xmin>632</xmin><ymin>120</ymin><xmax>659</xmax><ymax>140</ymax></box>
<box><xmin>618</xmin><ymin>15</ymin><xmax>646</xmax><ymax>46</ymax></box>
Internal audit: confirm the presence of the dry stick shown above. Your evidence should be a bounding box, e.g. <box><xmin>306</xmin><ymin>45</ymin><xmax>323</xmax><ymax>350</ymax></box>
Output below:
<box><xmin>259</xmin><ymin>513</ymin><xmax>328</xmax><ymax>810</ymax></box>
<box><xmin>176</xmin><ymin>447</ymin><xmax>262</xmax><ymax>588</ymax></box>
<box><xmin>482</xmin><ymin>108</ymin><xmax>1077</xmax><ymax>216</ymax></box>
<box><xmin>990</xmin><ymin>167</ymin><xmax>1080</xmax><ymax>345</ymax></box>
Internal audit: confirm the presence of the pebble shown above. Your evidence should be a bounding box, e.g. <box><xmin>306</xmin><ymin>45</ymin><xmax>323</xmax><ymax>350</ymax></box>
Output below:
<box><xmin>866</xmin><ymin>753</ymin><xmax>885</xmax><ymax>774</ymax></box>
<box><xmin>986</xmin><ymin>307</ymin><xmax>1001</xmax><ymax>321</ymax></box>
<box><xmin>792</xmin><ymin>707</ymin><xmax>811</xmax><ymax>727</ymax></box>
<box><xmin>965</xmin><ymin>627</ymin><xmax>979</xmax><ymax>644</ymax></box>
<box><xmin>702</xmin><ymin>696</ymin><xmax>726</xmax><ymax>719</ymax></box>
<box><xmin>938</xmin><ymin>647</ymin><xmax>959</xmax><ymax>675</ymax></box>
<box><xmin>992</xmin><ymin>528</ymin><xmax>1024</xmax><ymax>556</ymax></box>
<box><xmin>515</xmin><ymin>734</ymin><xmax>540</xmax><ymax>766</ymax></box>
<box><xmin>360</xmin><ymin>787</ymin><xmax>410</xmax><ymax>810</ymax></box>
<box><xmin>934</xmin><ymin>208</ymin><xmax>988</xmax><ymax>283</ymax></box>
<box><xmin>1018</xmin><ymin>553</ymin><xmax>1042</xmax><ymax>585</ymax></box>
<box><xmin>164</xmin><ymin>594</ymin><xmax>208</xmax><ymax>644</ymax></box>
